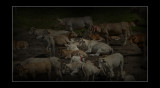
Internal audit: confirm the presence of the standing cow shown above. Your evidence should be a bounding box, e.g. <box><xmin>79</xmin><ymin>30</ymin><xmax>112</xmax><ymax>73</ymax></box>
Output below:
<box><xmin>93</xmin><ymin>21</ymin><xmax>136</xmax><ymax>46</ymax></box>
<box><xmin>55</xmin><ymin>16</ymin><xmax>94</xmax><ymax>38</ymax></box>
<box><xmin>98</xmin><ymin>53</ymin><xmax>124</xmax><ymax>79</ymax></box>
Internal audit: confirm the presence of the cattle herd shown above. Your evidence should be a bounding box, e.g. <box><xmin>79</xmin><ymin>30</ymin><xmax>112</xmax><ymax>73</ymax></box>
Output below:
<box><xmin>13</xmin><ymin>16</ymin><xmax>147</xmax><ymax>81</ymax></box>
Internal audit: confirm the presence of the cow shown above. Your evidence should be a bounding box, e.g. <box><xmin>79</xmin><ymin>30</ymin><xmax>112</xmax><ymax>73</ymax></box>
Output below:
<box><xmin>129</xmin><ymin>33</ymin><xmax>147</xmax><ymax>56</ymax></box>
<box><xmin>14</xmin><ymin>40</ymin><xmax>29</xmax><ymax>49</ymax></box>
<box><xmin>65</xmin><ymin>62</ymin><xmax>83</xmax><ymax>77</ymax></box>
<box><xmin>110</xmin><ymin>36</ymin><xmax>121</xmax><ymax>40</ymax></box>
<box><xmin>81</xmin><ymin>60</ymin><xmax>100</xmax><ymax>81</ymax></box>
<box><xmin>41</xmin><ymin>34</ymin><xmax>55</xmax><ymax>56</ymax></box>
<box><xmin>88</xmin><ymin>31</ymin><xmax>105</xmax><ymax>41</ymax></box>
<box><xmin>55</xmin><ymin>16</ymin><xmax>94</xmax><ymax>38</ymax></box>
<box><xmin>55</xmin><ymin>16</ymin><xmax>93</xmax><ymax>31</ymax></box>
<box><xmin>93</xmin><ymin>21</ymin><xmax>136</xmax><ymax>46</ymax></box>
<box><xmin>70</xmin><ymin>56</ymin><xmax>86</xmax><ymax>63</ymax></box>
<box><xmin>64</xmin><ymin>42</ymin><xmax>79</xmax><ymax>50</ymax></box>
<box><xmin>98</xmin><ymin>53</ymin><xmax>124</xmax><ymax>79</ymax></box>
<box><xmin>121</xmin><ymin>71</ymin><xmax>136</xmax><ymax>81</ymax></box>
<box><xmin>61</xmin><ymin>49</ymin><xmax>88</xmax><ymax>59</ymax></box>
<box><xmin>16</xmin><ymin>58</ymin><xmax>52</xmax><ymax>80</ymax></box>
<box><xmin>29</xmin><ymin>27</ymin><xmax>69</xmax><ymax>39</ymax></box>
<box><xmin>65</xmin><ymin>60</ymin><xmax>100</xmax><ymax>81</ymax></box>
<box><xmin>79</xmin><ymin>38</ymin><xmax>113</xmax><ymax>56</ymax></box>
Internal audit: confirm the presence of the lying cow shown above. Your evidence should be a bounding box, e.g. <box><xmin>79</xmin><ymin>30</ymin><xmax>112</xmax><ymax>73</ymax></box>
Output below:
<box><xmin>121</xmin><ymin>71</ymin><xmax>136</xmax><ymax>81</ymax></box>
<box><xmin>14</xmin><ymin>40</ymin><xmax>29</xmax><ymax>49</ymax></box>
<box><xmin>98</xmin><ymin>53</ymin><xmax>124</xmax><ymax>79</ymax></box>
<box><xmin>129</xmin><ymin>33</ymin><xmax>147</xmax><ymax>56</ymax></box>
<box><xmin>93</xmin><ymin>21</ymin><xmax>136</xmax><ymax>46</ymax></box>
<box><xmin>16</xmin><ymin>58</ymin><xmax>52</xmax><ymax>80</ymax></box>
<box><xmin>61</xmin><ymin>49</ymin><xmax>88</xmax><ymax>59</ymax></box>
<box><xmin>70</xmin><ymin>56</ymin><xmax>86</xmax><ymax>63</ymax></box>
<box><xmin>79</xmin><ymin>38</ymin><xmax>113</xmax><ymax>56</ymax></box>
<box><xmin>89</xmin><ymin>31</ymin><xmax>105</xmax><ymax>41</ymax></box>
<box><xmin>53</xmin><ymin>31</ymin><xmax>77</xmax><ymax>46</ymax></box>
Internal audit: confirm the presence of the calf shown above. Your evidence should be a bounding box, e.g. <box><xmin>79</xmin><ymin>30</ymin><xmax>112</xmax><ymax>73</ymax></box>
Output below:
<box><xmin>61</xmin><ymin>49</ymin><xmax>88</xmax><ymax>59</ymax></box>
<box><xmin>14</xmin><ymin>40</ymin><xmax>29</xmax><ymax>49</ymax></box>
<box><xmin>89</xmin><ymin>31</ymin><xmax>105</xmax><ymax>41</ymax></box>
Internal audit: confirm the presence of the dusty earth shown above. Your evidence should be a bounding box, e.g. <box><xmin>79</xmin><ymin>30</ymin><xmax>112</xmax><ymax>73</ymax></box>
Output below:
<box><xmin>12</xmin><ymin>29</ymin><xmax>147</xmax><ymax>81</ymax></box>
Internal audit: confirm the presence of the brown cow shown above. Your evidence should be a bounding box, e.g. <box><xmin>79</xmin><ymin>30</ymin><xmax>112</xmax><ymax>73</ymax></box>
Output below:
<box><xmin>88</xmin><ymin>31</ymin><xmax>105</xmax><ymax>41</ymax></box>
<box><xmin>129</xmin><ymin>33</ymin><xmax>147</xmax><ymax>56</ymax></box>
<box><xmin>93</xmin><ymin>21</ymin><xmax>136</xmax><ymax>46</ymax></box>
<box><xmin>60</xmin><ymin>49</ymin><xmax>88</xmax><ymax>59</ymax></box>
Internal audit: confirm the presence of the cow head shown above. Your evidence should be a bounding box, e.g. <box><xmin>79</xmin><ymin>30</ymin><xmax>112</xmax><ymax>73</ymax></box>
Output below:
<box><xmin>65</xmin><ymin>43</ymin><xmax>79</xmax><ymax>50</ymax></box>
<box><xmin>93</xmin><ymin>25</ymin><xmax>101</xmax><ymax>32</ymax></box>
<box><xmin>54</xmin><ymin>18</ymin><xmax>65</xmax><ymax>27</ymax></box>
<box><xmin>129</xmin><ymin>35</ymin><xmax>136</xmax><ymax>45</ymax></box>
<box><xmin>78</xmin><ymin>38</ymin><xmax>86</xmax><ymax>47</ymax></box>
<box><xmin>29</xmin><ymin>27</ymin><xmax>36</xmax><ymax>35</ymax></box>
<box><xmin>69</xmin><ymin>31</ymin><xmax>77</xmax><ymax>38</ymax></box>
<box><xmin>98</xmin><ymin>58</ymin><xmax>106</xmax><ymax>69</ymax></box>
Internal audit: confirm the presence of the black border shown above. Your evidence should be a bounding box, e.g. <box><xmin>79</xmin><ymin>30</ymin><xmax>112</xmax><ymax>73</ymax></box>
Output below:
<box><xmin>6</xmin><ymin>0</ymin><xmax>153</xmax><ymax>87</ymax></box>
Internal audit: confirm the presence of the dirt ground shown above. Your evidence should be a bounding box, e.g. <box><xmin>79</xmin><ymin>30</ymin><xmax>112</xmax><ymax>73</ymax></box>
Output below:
<box><xmin>12</xmin><ymin>29</ymin><xmax>147</xmax><ymax>81</ymax></box>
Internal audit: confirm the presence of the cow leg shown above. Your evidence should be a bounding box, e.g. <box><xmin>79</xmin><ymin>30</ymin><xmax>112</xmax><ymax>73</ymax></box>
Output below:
<box><xmin>122</xmin><ymin>30</ymin><xmax>128</xmax><ymax>46</ymax></box>
<box><xmin>85</xmin><ymin>48</ymin><xmax>92</xmax><ymax>53</ymax></box>
<box><xmin>92</xmin><ymin>75</ymin><xmax>95</xmax><ymax>81</ymax></box>
<box><xmin>71</xmin><ymin>69</ymin><xmax>78</xmax><ymax>76</ymax></box>
<box><xmin>58</xmin><ymin>70</ymin><xmax>63</xmax><ymax>80</ymax></box>
<box><xmin>48</xmin><ymin>70</ymin><xmax>51</xmax><ymax>80</ymax></box>
<box><xmin>109</xmin><ymin>67</ymin><xmax>114</xmax><ymax>78</ymax></box>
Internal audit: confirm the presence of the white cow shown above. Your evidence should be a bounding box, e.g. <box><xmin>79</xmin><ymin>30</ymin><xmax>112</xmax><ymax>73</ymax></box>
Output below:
<box><xmin>98</xmin><ymin>53</ymin><xmax>124</xmax><ymax>79</ymax></box>
<box><xmin>79</xmin><ymin>38</ymin><xmax>113</xmax><ymax>56</ymax></box>
<box><xmin>82</xmin><ymin>60</ymin><xmax>100</xmax><ymax>81</ymax></box>
<box><xmin>70</xmin><ymin>56</ymin><xmax>86</xmax><ymax>63</ymax></box>
<box><xmin>65</xmin><ymin>60</ymin><xmax>100</xmax><ymax>81</ymax></box>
